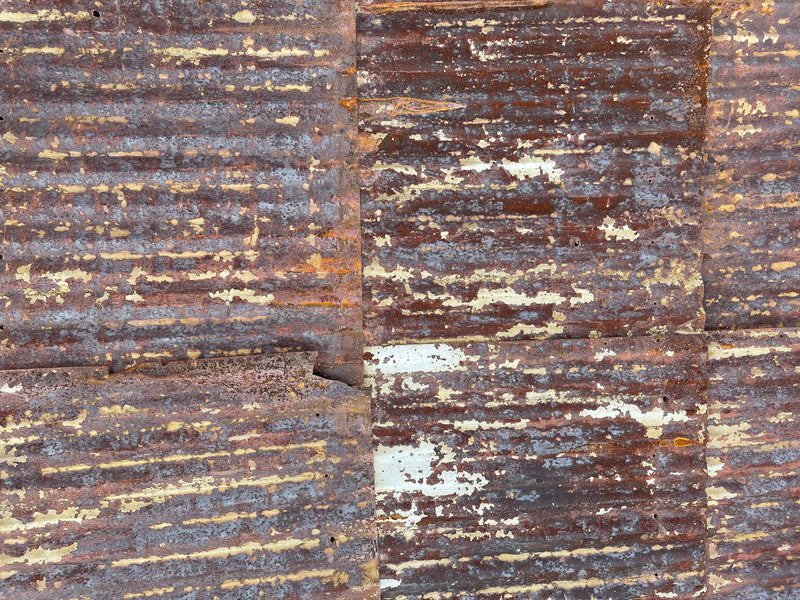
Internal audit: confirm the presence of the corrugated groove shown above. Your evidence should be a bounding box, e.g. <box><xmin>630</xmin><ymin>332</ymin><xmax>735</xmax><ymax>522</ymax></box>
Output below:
<box><xmin>706</xmin><ymin>328</ymin><xmax>800</xmax><ymax>599</ymax></box>
<box><xmin>365</xmin><ymin>335</ymin><xmax>707</xmax><ymax>599</ymax></box>
<box><xmin>0</xmin><ymin>353</ymin><xmax>378</xmax><ymax>599</ymax></box>
<box><xmin>703</xmin><ymin>0</ymin><xmax>800</xmax><ymax>330</ymax></box>
<box><xmin>0</xmin><ymin>0</ymin><xmax>362</xmax><ymax>384</ymax></box>
<box><xmin>358</xmin><ymin>0</ymin><xmax>709</xmax><ymax>346</ymax></box>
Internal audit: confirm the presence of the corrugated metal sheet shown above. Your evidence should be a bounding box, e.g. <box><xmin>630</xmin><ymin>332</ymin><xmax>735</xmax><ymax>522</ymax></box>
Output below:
<box><xmin>0</xmin><ymin>353</ymin><xmax>378</xmax><ymax>599</ymax></box>
<box><xmin>703</xmin><ymin>0</ymin><xmax>800</xmax><ymax>330</ymax></box>
<box><xmin>0</xmin><ymin>0</ymin><xmax>362</xmax><ymax>384</ymax></box>
<box><xmin>365</xmin><ymin>335</ymin><xmax>707</xmax><ymax>599</ymax></box>
<box><xmin>706</xmin><ymin>328</ymin><xmax>800</xmax><ymax>599</ymax></box>
<box><xmin>358</xmin><ymin>0</ymin><xmax>709</xmax><ymax>346</ymax></box>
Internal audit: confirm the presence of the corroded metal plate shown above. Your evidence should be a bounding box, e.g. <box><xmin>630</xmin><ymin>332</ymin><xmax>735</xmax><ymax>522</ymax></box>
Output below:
<box><xmin>703</xmin><ymin>0</ymin><xmax>800</xmax><ymax>330</ymax></box>
<box><xmin>0</xmin><ymin>1</ymin><xmax>362</xmax><ymax>383</ymax></box>
<box><xmin>365</xmin><ymin>335</ymin><xmax>707</xmax><ymax>599</ymax></box>
<box><xmin>0</xmin><ymin>354</ymin><xmax>378</xmax><ymax>599</ymax></box>
<box><xmin>706</xmin><ymin>328</ymin><xmax>800</xmax><ymax>599</ymax></box>
<box><xmin>358</xmin><ymin>0</ymin><xmax>709</xmax><ymax>346</ymax></box>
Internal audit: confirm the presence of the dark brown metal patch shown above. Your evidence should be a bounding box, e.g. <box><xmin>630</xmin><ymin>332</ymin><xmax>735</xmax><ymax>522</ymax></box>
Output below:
<box><xmin>359</xmin><ymin>0</ymin><xmax>709</xmax><ymax>346</ymax></box>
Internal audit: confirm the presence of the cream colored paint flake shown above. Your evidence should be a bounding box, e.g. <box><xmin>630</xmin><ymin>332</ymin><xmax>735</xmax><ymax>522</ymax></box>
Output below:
<box><xmin>232</xmin><ymin>10</ymin><xmax>257</xmax><ymax>23</ymax></box>
<box><xmin>599</xmin><ymin>216</ymin><xmax>639</xmax><ymax>241</ymax></box>
<box><xmin>275</xmin><ymin>115</ymin><xmax>300</xmax><ymax>126</ymax></box>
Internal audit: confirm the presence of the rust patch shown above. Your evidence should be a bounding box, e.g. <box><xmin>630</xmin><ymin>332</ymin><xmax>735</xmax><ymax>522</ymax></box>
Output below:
<box><xmin>703</xmin><ymin>0</ymin><xmax>800</xmax><ymax>330</ymax></box>
<box><xmin>0</xmin><ymin>0</ymin><xmax>362</xmax><ymax>383</ymax></box>
<box><xmin>359</xmin><ymin>0</ymin><xmax>709</xmax><ymax>346</ymax></box>
<box><xmin>0</xmin><ymin>353</ymin><xmax>378</xmax><ymax>599</ymax></box>
<box><xmin>706</xmin><ymin>328</ymin><xmax>800</xmax><ymax>599</ymax></box>
<box><xmin>365</xmin><ymin>335</ymin><xmax>707</xmax><ymax>599</ymax></box>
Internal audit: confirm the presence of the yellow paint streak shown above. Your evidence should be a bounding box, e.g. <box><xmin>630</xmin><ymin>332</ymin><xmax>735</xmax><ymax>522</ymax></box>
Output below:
<box><xmin>103</xmin><ymin>471</ymin><xmax>322</xmax><ymax>505</ymax></box>
<box><xmin>0</xmin><ymin>543</ymin><xmax>77</xmax><ymax>568</ymax></box>
<box><xmin>219</xmin><ymin>568</ymin><xmax>344</xmax><ymax>591</ymax></box>
<box><xmin>111</xmin><ymin>538</ymin><xmax>319</xmax><ymax>568</ymax></box>
<box><xmin>0</xmin><ymin>508</ymin><xmax>100</xmax><ymax>534</ymax></box>
<box><xmin>0</xmin><ymin>10</ymin><xmax>90</xmax><ymax>23</ymax></box>
<box><xmin>182</xmin><ymin>509</ymin><xmax>280</xmax><ymax>526</ymax></box>
<box><xmin>22</xmin><ymin>47</ymin><xmax>64</xmax><ymax>56</ymax></box>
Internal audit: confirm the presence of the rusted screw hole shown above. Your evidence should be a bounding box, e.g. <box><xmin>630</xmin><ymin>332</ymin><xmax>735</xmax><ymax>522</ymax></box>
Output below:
<box><xmin>0</xmin><ymin>116</ymin><xmax>4</xmax><ymax>121</ymax></box>
<box><xmin>0</xmin><ymin>324</ymin><xmax>4</xmax><ymax>331</ymax></box>
<box><xmin>662</xmin><ymin>396</ymin><xmax>668</xmax><ymax>402</ymax></box>
<box><xmin>572</xmin><ymin>240</ymin><xmax>580</xmax><ymax>248</ymax></box>
<box><xmin>330</xmin><ymin>536</ymin><xmax>336</xmax><ymax>543</ymax></box>
<box><xmin>92</xmin><ymin>10</ymin><xmax>101</xmax><ymax>17</ymax></box>
<box><xmin>315</xmin><ymin>413</ymin><xmax>320</xmax><ymax>417</ymax></box>
<box><xmin>653</xmin><ymin>513</ymin><xmax>658</xmax><ymax>519</ymax></box>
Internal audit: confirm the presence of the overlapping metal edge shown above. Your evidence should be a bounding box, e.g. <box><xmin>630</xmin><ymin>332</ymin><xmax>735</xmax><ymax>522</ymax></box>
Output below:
<box><xmin>706</xmin><ymin>328</ymin><xmax>800</xmax><ymax>599</ymax></box>
<box><xmin>358</xmin><ymin>0</ymin><xmax>709</xmax><ymax>347</ymax></box>
<box><xmin>0</xmin><ymin>353</ymin><xmax>379</xmax><ymax>599</ymax></box>
<box><xmin>364</xmin><ymin>335</ymin><xmax>707</xmax><ymax>599</ymax></box>
<box><xmin>703</xmin><ymin>0</ymin><xmax>800</xmax><ymax>330</ymax></box>
<box><xmin>0</xmin><ymin>0</ymin><xmax>362</xmax><ymax>384</ymax></box>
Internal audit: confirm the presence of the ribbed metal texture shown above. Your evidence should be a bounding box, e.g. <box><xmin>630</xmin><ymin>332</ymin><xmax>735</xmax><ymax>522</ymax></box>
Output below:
<box><xmin>706</xmin><ymin>328</ymin><xmax>800</xmax><ymax>599</ymax></box>
<box><xmin>703</xmin><ymin>0</ymin><xmax>800</xmax><ymax>330</ymax></box>
<box><xmin>0</xmin><ymin>1</ymin><xmax>362</xmax><ymax>384</ymax></box>
<box><xmin>358</xmin><ymin>0</ymin><xmax>709</xmax><ymax>346</ymax></box>
<box><xmin>0</xmin><ymin>354</ymin><xmax>378</xmax><ymax>599</ymax></box>
<box><xmin>365</xmin><ymin>335</ymin><xmax>707</xmax><ymax>599</ymax></box>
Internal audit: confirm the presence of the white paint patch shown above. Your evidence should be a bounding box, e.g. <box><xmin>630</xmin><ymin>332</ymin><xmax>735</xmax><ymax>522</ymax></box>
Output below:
<box><xmin>706</xmin><ymin>486</ymin><xmax>737</xmax><ymax>501</ymax></box>
<box><xmin>1</xmin><ymin>383</ymin><xmax>22</xmax><ymax>394</ymax></box>
<box><xmin>374</xmin><ymin>441</ymin><xmax>488</xmax><ymax>498</ymax></box>
<box><xmin>593</xmin><ymin>349</ymin><xmax>617</xmax><ymax>362</ymax></box>
<box><xmin>380</xmin><ymin>579</ymin><xmax>402</xmax><ymax>590</ymax></box>
<box><xmin>501</xmin><ymin>156</ymin><xmax>564</xmax><ymax>184</ymax></box>
<box><xmin>445</xmin><ymin>287</ymin><xmax>566</xmax><ymax>311</ymax></box>
<box><xmin>570</xmin><ymin>285</ymin><xmax>595</xmax><ymax>306</ymax></box>
<box><xmin>372</xmin><ymin>161</ymin><xmax>419</xmax><ymax>176</ymax></box>
<box><xmin>579</xmin><ymin>398</ymin><xmax>690</xmax><ymax>439</ymax></box>
<box><xmin>599</xmin><ymin>216</ymin><xmax>639</xmax><ymax>241</ymax></box>
<box><xmin>365</xmin><ymin>344</ymin><xmax>470</xmax><ymax>375</ymax></box>
<box><xmin>459</xmin><ymin>156</ymin><xmax>493</xmax><ymax>172</ymax></box>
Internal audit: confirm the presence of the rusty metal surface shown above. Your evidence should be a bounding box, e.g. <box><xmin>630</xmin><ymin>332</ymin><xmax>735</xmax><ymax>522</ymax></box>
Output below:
<box><xmin>703</xmin><ymin>0</ymin><xmax>800</xmax><ymax>330</ymax></box>
<box><xmin>706</xmin><ymin>328</ymin><xmax>800</xmax><ymax>599</ymax></box>
<box><xmin>358</xmin><ymin>0</ymin><xmax>709</xmax><ymax>346</ymax></box>
<box><xmin>0</xmin><ymin>353</ymin><xmax>378</xmax><ymax>599</ymax></box>
<box><xmin>364</xmin><ymin>335</ymin><xmax>707</xmax><ymax>599</ymax></box>
<box><xmin>0</xmin><ymin>1</ymin><xmax>362</xmax><ymax>384</ymax></box>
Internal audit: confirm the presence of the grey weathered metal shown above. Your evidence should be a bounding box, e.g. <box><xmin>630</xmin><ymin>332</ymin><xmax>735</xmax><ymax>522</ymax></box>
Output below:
<box><xmin>0</xmin><ymin>0</ymin><xmax>362</xmax><ymax>383</ymax></box>
<box><xmin>0</xmin><ymin>354</ymin><xmax>378</xmax><ymax>599</ymax></box>
<box><xmin>703</xmin><ymin>0</ymin><xmax>800</xmax><ymax>330</ymax></box>
<box><xmin>706</xmin><ymin>328</ymin><xmax>800</xmax><ymax>599</ymax></box>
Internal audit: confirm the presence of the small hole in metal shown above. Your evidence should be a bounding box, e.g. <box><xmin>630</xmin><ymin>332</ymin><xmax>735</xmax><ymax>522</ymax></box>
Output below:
<box><xmin>92</xmin><ymin>9</ymin><xmax>100</xmax><ymax>17</ymax></box>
